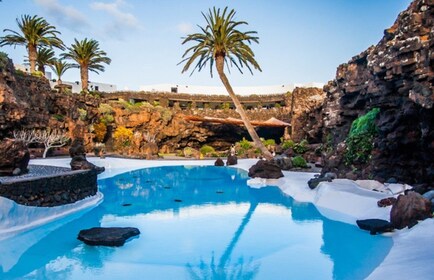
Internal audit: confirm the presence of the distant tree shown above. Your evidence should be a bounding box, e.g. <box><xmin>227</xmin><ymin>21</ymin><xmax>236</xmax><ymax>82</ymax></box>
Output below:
<box><xmin>49</xmin><ymin>58</ymin><xmax>73</xmax><ymax>86</ymax></box>
<box><xmin>62</xmin><ymin>38</ymin><xmax>111</xmax><ymax>92</ymax></box>
<box><xmin>179</xmin><ymin>7</ymin><xmax>272</xmax><ymax>160</ymax></box>
<box><xmin>35</xmin><ymin>47</ymin><xmax>56</xmax><ymax>74</ymax></box>
<box><xmin>0</xmin><ymin>15</ymin><xmax>64</xmax><ymax>73</ymax></box>
<box><xmin>34</xmin><ymin>129</ymin><xmax>70</xmax><ymax>158</ymax></box>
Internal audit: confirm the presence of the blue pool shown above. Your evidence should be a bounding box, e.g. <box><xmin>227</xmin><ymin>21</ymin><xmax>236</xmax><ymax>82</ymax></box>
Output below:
<box><xmin>0</xmin><ymin>166</ymin><xmax>392</xmax><ymax>279</ymax></box>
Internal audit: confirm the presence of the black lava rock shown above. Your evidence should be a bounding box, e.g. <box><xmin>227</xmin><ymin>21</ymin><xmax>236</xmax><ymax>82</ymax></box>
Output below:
<box><xmin>77</xmin><ymin>227</ymin><xmax>140</xmax><ymax>246</ymax></box>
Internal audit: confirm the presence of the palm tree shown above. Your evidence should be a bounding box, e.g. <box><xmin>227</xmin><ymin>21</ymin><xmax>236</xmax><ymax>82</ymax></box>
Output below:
<box><xmin>0</xmin><ymin>14</ymin><xmax>64</xmax><ymax>73</ymax></box>
<box><xmin>49</xmin><ymin>58</ymin><xmax>73</xmax><ymax>86</ymax></box>
<box><xmin>35</xmin><ymin>47</ymin><xmax>56</xmax><ymax>74</ymax></box>
<box><xmin>62</xmin><ymin>38</ymin><xmax>111</xmax><ymax>92</ymax></box>
<box><xmin>180</xmin><ymin>7</ymin><xmax>273</xmax><ymax>160</ymax></box>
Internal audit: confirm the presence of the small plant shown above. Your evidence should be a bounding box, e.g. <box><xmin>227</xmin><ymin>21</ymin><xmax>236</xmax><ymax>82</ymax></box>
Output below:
<box><xmin>344</xmin><ymin>108</ymin><xmax>380</xmax><ymax>165</ymax></box>
<box><xmin>77</xmin><ymin>108</ymin><xmax>87</xmax><ymax>121</ymax></box>
<box><xmin>31</xmin><ymin>70</ymin><xmax>45</xmax><ymax>78</ymax></box>
<box><xmin>113</xmin><ymin>126</ymin><xmax>133</xmax><ymax>148</ymax></box>
<box><xmin>52</xmin><ymin>114</ymin><xmax>65</xmax><ymax>121</ymax></box>
<box><xmin>0</xmin><ymin>51</ymin><xmax>9</xmax><ymax>69</ymax></box>
<box><xmin>15</xmin><ymin>69</ymin><xmax>26</xmax><ymax>76</ymax></box>
<box><xmin>293</xmin><ymin>139</ymin><xmax>309</xmax><ymax>154</ymax></box>
<box><xmin>183</xmin><ymin>147</ymin><xmax>194</xmax><ymax>157</ymax></box>
<box><xmin>281</xmin><ymin>139</ymin><xmax>295</xmax><ymax>150</ymax></box>
<box><xmin>200</xmin><ymin>145</ymin><xmax>215</xmax><ymax>156</ymax></box>
<box><xmin>292</xmin><ymin>156</ymin><xmax>308</xmax><ymax>168</ymax></box>
<box><xmin>262</xmin><ymin>138</ymin><xmax>276</xmax><ymax>147</ymax></box>
<box><xmin>238</xmin><ymin>137</ymin><xmax>252</xmax><ymax>150</ymax></box>
<box><xmin>98</xmin><ymin>103</ymin><xmax>115</xmax><ymax>124</ymax></box>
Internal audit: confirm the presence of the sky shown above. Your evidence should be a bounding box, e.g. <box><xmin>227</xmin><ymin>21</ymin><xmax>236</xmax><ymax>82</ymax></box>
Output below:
<box><xmin>0</xmin><ymin>0</ymin><xmax>413</xmax><ymax>91</ymax></box>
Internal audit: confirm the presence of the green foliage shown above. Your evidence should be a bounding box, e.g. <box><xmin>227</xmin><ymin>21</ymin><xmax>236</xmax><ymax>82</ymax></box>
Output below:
<box><xmin>344</xmin><ymin>108</ymin><xmax>380</xmax><ymax>165</ymax></box>
<box><xmin>31</xmin><ymin>70</ymin><xmax>44</xmax><ymax>77</ymax></box>
<box><xmin>292</xmin><ymin>156</ymin><xmax>308</xmax><ymax>168</ymax></box>
<box><xmin>261</xmin><ymin>138</ymin><xmax>276</xmax><ymax>147</ymax></box>
<box><xmin>77</xmin><ymin>108</ymin><xmax>87</xmax><ymax>121</ymax></box>
<box><xmin>183</xmin><ymin>147</ymin><xmax>194</xmax><ymax>157</ymax></box>
<box><xmin>0</xmin><ymin>51</ymin><xmax>8</xmax><ymax>69</ymax></box>
<box><xmin>293</xmin><ymin>139</ymin><xmax>309</xmax><ymax>154</ymax></box>
<box><xmin>98</xmin><ymin>103</ymin><xmax>114</xmax><ymax>124</ymax></box>
<box><xmin>113</xmin><ymin>126</ymin><xmax>133</xmax><ymax>148</ymax></box>
<box><xmin>51</xmin><ymin>114</ymin><xmax>65</xmax><ymax>121</ymax></box>
<box><xmin>200</xmin><ymin>145</ymin><xmax>215</xmax><ymax>156</ymax></box>
<box><xmin>281</xmin><ymin>139</ymin><xmax>295</xmax><ymax>150</ymax></box>
<box><xmin>220</xmin><ymin>102</ymin><xmax>231</xmax><ymax>110</ymax></box>
<box><xmin>15</xmin><ymin>69</ymin><xmax>26</xmax><ymax>76</ymax></box>
<box><xmin>238</xmin><ymin>137</ymin><xmax>252</xmax><ymax>150</ymax></box>
<box><xmin>159</xmin><ymin>108</ymin><xmax>173</xmax><ymax>122</ymax></box>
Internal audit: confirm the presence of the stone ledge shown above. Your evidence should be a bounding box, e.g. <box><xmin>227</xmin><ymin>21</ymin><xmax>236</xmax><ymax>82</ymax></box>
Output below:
<box><xmin>0</xmin><ymin>165</ymin><xmax>98</xmax><ymax>207</ymax></box>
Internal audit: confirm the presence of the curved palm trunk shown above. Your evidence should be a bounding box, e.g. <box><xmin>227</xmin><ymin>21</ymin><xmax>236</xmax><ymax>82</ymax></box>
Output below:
<box><xmin>216</xmin><ymin>56</ymin><xmax>273</xmax><ymax>160</ymax></box>
<box><xmin>80</xmin><ymin>65</ymin><xmax>89</xmax><ymax>92</ymax></box>
<box><xmin>28</xmin><ymin>44</ymin><xmax>37</xmax><ymax>73</ymax></box>
<box><xmin>37</xmin><ymin>64</ymin><xmax>45</xmax><ymax>75</ymax></box>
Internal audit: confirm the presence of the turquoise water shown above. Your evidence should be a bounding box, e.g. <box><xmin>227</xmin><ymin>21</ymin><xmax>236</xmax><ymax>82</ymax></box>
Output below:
<box><xmin>0</xmin><ymin>166</ymin><xmax>392</xmax><ymax>279</ymax></box>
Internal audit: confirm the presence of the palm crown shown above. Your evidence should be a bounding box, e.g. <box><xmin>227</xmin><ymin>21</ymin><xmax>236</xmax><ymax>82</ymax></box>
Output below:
<box><xmin>62</xmin><ymin>38</ymin><xmax>111</xmax><ymax>91</ymax></box>
<box><xmin>0</xmin><ymin>15</ymin><xmax>64</xmax><ymax>73</ymax></box>
<box><xmin>180</xmin><ymin>7</ymin><xmax>261</xmax><ymax>77</ymax></box>
<box><xmin>49</xmin><ymin>59</ymin><xmax>73</xmax><ymax>85</ymax></box>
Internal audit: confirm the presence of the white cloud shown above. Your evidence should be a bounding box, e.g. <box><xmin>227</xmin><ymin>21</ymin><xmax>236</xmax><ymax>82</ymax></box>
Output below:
<box><xmin>34</xmin><ymin>0</ymin><xmax>90</xmax><ymax>32</ymax></box>
<box><xmin>90</xmin><ymin>0</ymin><xmax>142</xmax><ymax>39</ymax></box>
<box><xmin>177</xmin><ymin>22</ymin><xmax>194</xmax><ymax>34</ymax></box>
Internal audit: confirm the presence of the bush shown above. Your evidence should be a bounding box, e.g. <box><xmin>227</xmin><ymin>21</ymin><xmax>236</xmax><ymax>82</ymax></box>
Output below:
<box><xmin>113</xmin><ymin>126</ymin><xmax>133</xmax><ymax>148</ymax></box>
<box><xmin>77</xmin><ymin>108</ymin><xmax>87</xmax><ymax>121</ymax></box>
<box><xmin>31</xmin><ymin>70</ymin><xmax>45</xmax><ymax>78</ymax></box>
<box><xmin>292</xmin><ymin>156</ymin><xmax>308</xmax><ymax>168</ymax></box>
<box><xmin>293</xmin><ymin>139</ymin><xmax>309</xmax><ymax>154</ymax></box>
<box><xmin>52</xmin><ymin>114</ymin><xmax>65</xmax><ymax>121</ymax></box>
<box><xmin>344</xmin><ymin>108</ymin><xmax>380</xmax><ymax>165</ymax></box>
<box><xmin>200</xmin><ymin>145</ymin><xmax>215</xmax><ymax>156</ymax></box>
<box><xmin>262</xmin><ymin>139</ymin><xmax>276</xmax><ymax>148</ymax></box>
<box><xmin>0</xmin><ymin>51</ymin><xmax>8</xmax><ymax>69</ymax></box>
<box><xmin>98</xmin><ymin>103</ymin><xmax>115</xmax><ymax>124</ymax></box>
<box><xmin>238</xmin><ymin>137</ymin><xmax>252</xmax><ymax>150</ymax></box>
<box><xmin>281</xmin><ymin>139</ymin><xmax>295</xmax><ymax>150</ymax></box>
<box><xmin>94</xmin><ymin>122</ymin><xmax>107</xmax><ymax>142</ymax></box>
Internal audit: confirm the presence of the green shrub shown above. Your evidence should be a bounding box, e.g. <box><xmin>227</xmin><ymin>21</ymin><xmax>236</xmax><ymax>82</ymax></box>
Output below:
<box><xmin>293</xmin><ymin>139</ymin><xmax>309</xmax><ymax>154</ymax></box>
<box><xmin>0</xmin><ymin>51</ymin><xmax>8</xmax><ymax>69</ymax></box>
<box><xmin>200</xmin><ymin>145</ymin><xmax>215</xmax><ymax>156</ymax></box>
<box><xmin>281</xmin><ymin>139</ymin><xmax>295</xmax><ymax>150</ymax></box>
<box><xmin>52</xmin><ymin>114</ymin><xmax>65</xmax><ymax>121</ymax></box>
<box><xmin>238</xmin><ymin>137</ymin><xmax>252</xmax><ymax>150</ymax></box>
<box><xmin>98</xmin><ymin>103</ymin><xmax>115</xmax><ymax>124</ymax></box>
<box><xmin>31</xmin><ymin>70</ymin><xmax>44</xmax><ymax>78</ymax></box>
<box><xmin>344</xmin><ymin>108</ymin><xmax>380</xmax><ymax>165</ymax></box>
<box><xmin>77</xmin><ymin>108</ymin><xmax>87</xmax><ymax>121</ymax></box>
<box><xmin>262</xmin><ymin>138</ymin><xmax>276</xmax><ymax>147</ymax></box>
<box><xmin>292</xmin><ymin>156</ymin><xmax>308</xmax><ymax>168</ymax></box>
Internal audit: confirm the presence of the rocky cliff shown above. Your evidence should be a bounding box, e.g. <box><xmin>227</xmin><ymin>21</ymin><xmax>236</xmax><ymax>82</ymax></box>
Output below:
<box><xmin>319</xmin><ymin>0</ymin><xmax>434</xmax><ymax>185</ymax></box>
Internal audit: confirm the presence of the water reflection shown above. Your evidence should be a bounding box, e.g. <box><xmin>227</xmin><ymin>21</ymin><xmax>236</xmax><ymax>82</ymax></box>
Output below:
<box><xmin>0</xmin><ymin>166</ymin><xmax>392</xmax><ymax>279</ymax></box>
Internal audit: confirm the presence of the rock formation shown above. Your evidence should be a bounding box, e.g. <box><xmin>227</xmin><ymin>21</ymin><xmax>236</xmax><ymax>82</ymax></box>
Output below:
<box><xmin>77</xmin><ymin>227</ymin><xmax>140</xmax><ymax>246</ymax></box>
<box><xmin>390</xmin><ymin>191</ymin><xmax>432</xmax><ymax>229</ymax></box>
<box><xmin>69</xmin><ymin>139</ymin><xmax>105</xmax><ymax>174</ymax></box>
<box><xmin>0</xmin><ymin>138</ymin><xmax>30</xmax><ymax>176</ymax></box>
<box><xmin>318</xmin><ymin>0</ymin><xmax>434</xmax><ymax>185</ymax></box>
<box><xmin>248</xmin><ymin>160</ymin><xmax>284</xmax><ymax>179</ymax></box>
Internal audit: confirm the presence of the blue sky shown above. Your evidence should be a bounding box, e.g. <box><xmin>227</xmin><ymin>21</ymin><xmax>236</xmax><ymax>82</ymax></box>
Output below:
<box><xmin>0</xmin><ymin>0</ymin><xmax>412</xmax><ymax>90</ymax></box>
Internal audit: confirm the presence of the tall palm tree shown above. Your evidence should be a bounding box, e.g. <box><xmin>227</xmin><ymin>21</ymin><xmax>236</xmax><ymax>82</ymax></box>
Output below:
<box><xmin>62</xmin><ymin>38</ymin><xmax>111</xmax><ymax>92</ymax></box>
<box><xmin>180</xmin><ymin>7</ymin><xmax>273</xmax><ymax>160</ymax></box>
<box><xmin>0</xmin><ymin>14</ymin><xmax>64</xmax><ymax>73</ymax></box>
<box><xmin>49</xmin><ymin>58</ymin><xmax>73</xmax><ymax>86</ymax></box>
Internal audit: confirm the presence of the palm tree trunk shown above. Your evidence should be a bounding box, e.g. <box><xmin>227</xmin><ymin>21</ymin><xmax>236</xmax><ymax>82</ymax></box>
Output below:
<box><xmin>215</xmin><ymin>56</ymin><xmax>273</xmax><ymax>160</ymax></box>
<box><xmin>28</xmin><ymin>44</ymin><xmax>37</xmax><ymax>73</ymax></box>
<box><xmin>81</xmin><ymin>65</ymin><xmax>88</xmax><ymax>92</ymax></box>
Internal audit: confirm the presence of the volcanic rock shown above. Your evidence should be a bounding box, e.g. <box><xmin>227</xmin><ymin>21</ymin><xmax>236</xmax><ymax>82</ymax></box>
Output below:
<box><xmin>214</xmin><ymin>158</ymin><xmax>224</xmax><ymax>166</ymax></box>
<box><xmin>77</xmin><ymin>227</ymin><xmax>140</xmax><ymax>246</ymax></box>
<box><xmin>390</xmin><ymin>191</ymin><xmax>432</xmax><ymax>229</ymax></box>
<box><xmin>356</xmin><ymin>219</ymin><xmax>394</xmax><ymax>235</ymax></box>
<box><xmin>248</xmin><ymin>160</ymin><xmax>284</xmax><ymax>179</ymax></box>
<box><xmin>226</xmin><ymin>155</ymin><xmax>238</xmax><ymax>166</ymax></box>
<box><xmin>0</xmin><ymin>138</ymin><xmax>30</xmax><ymax>176</ymax></box>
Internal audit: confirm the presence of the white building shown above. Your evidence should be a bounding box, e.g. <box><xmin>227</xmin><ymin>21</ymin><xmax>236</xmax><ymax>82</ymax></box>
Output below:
<box><xmin>49</xmin><ymin>80</ymin><xmax>117</xmax><ymax>93</ymax></box>
<box><xmin>139</xmin><ymin>83</ymin><xmax>324</xmax><ymax>96</ymax></box>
